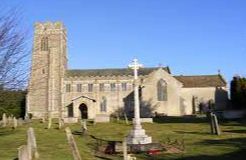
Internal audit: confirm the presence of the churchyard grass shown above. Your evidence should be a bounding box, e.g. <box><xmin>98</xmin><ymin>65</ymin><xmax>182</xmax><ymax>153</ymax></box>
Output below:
<box><xmin>0</xmin><ymin>117</ymin><xmax>246</xmax><ymax>159</ymax></box>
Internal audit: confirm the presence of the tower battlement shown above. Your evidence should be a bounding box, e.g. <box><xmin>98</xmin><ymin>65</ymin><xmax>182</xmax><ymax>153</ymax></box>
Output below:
<box><xmin>34</xmin><ymin>21</ymin><xmax>66</xmax><ymax>34</ymax></box>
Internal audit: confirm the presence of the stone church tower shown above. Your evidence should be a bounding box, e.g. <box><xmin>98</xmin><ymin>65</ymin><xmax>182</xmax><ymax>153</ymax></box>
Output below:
<box><xmin>27</xmin><ymin>22</ymin><xmax>67</xmax><ymax>118</ymax></box>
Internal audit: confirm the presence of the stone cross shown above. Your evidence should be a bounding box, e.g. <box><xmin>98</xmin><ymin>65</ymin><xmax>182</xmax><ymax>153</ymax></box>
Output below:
<box><xmin>128</xmin><ymin>59</ymin><xmax>143</xmax><ymax>129</ymax></box>
<box><xmin>126</xmin><ymin>59</ymin><xmax>152</xmax><ymax>144</ymax></box>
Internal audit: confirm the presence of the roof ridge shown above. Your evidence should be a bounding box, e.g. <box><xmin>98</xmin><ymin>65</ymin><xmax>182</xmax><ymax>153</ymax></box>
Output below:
<box><xmin>67</xmin><ymin>67</ymin><xmax>163</xmax><ymax>71</ymax></box>
<box><xmin>174</xmin><ymin>74</ymin><xmax>220</xmax><ymax>77</ymax></box>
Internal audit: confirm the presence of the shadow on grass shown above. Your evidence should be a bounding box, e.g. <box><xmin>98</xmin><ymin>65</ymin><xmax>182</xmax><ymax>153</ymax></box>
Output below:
<box><xmin>153</xmin><ymin>116</ymin><xmax>208</xmax><ymax>124</ymax></box>
<box><xmin>145</xmin><ymin>137</ymin><xmax>246</xmax><ymax>160</ymax></box>
<box><xmin>223</xmin><ymin>129</ymin><xmax>246</xmax><ymax>134</ymax></box>
<box><xmin>0</xmin><ymin>129</ymin><xmax>16</xmax><ymax>136</ymax></box>
<box><xmin>176</xmin><ymin>150</ymin><xmax>246</xmax><ymax>160</ymax></box>
<box><xmin>174</xmin><ymin>131</ymin><xmax>210</xmax><ymax>135</ymax></box>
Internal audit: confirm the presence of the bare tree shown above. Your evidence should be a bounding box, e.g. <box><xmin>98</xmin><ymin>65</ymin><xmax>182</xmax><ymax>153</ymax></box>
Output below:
<box><xmin>0</xmin><ymin>9</ymin><xmax>29</xmax><ymax>90</ymax></box>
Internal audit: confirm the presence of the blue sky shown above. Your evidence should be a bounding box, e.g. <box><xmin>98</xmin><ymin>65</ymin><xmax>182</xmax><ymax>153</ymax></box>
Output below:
<box><xmin>2</xmin><ymin>0</ymin><xmax>246</xmax><ymax>84</ymax></box>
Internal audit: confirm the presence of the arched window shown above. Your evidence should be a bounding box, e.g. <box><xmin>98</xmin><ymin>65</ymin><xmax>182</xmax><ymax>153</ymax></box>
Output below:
<box><xmin>157</xmin><ymin>79</ymin><xmax>167</xmax><ymax>101</ymax></box>
<box><xmin>100</xmin><ymin>96</ymin><xmax>107</xmax><ymax>112</ymax></box>
<box><xmin>41</xmin><ymin>37</ymin><xmax>49</xmax><ymax>51</ymax></box>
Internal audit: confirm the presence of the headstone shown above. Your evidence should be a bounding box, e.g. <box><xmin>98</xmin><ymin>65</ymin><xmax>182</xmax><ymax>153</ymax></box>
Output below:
<box><xmin>18</xmin><ymin>145</ymin><xmax>30</xmax><ymax>160</ymax></box>
<box><xmin>123</xmin><ymin>138</ymin><xmax>128</xmax><ymax>160</ymax></box>
<box><xmin>213</xmin><ymin>114</ymin><xmax>221</xmax><ymax>135</ymax></box>
<box><xmin>127</xmin><ymin>154</ymin><xmax>137</xmax><ymax>160</ymax></box>
<box><xmin>2</xmin><ymin>113</ymin><xmax>7</xmax><ymax>127</ymax></box>
<box><xmin>27</xmin><ymin>127</ymin><xmax>39</xmax><ymax>159</ymax></box>
<box><xmin>13</xmin><ymin>117</ymin><xmax>17</xmax><ymax>129</ymax></box>
<box><xmin>47</xmin><ymin>117</ymin><xmax>52</xmax><ymax>129</ymax></box>
<box><xmin>209</xmin><ymin>112</ymin><xmax>215</xmax><ymax>134</ymax></box>
<box><xmin>58</xmin><ymin>118</ymin><xmax>64</xmax><ymax>129</ymax></box>
<box><xmin>18</xmin><ymin>118</ymin><xmax>24</xmax><ymax>126</ymax></box>
<box><xmin>124</xmin><ymin>113</ymin><xmax>129</xmax><ymax>125</ymax></box>
<box><xmin>65</xmin><ymin>127</ymin><xmax>82</xmax><ymax>160</ymax></box>
<box><xmin>80</xmin><ymin>119</ymin><xmax>87</xmax><ymax>135</ymax></box>
<box><xmin>7</xmin><ymin>116</ymin><xmax>12</xmax><ymax>126</ymax></box>
<box><xmin>209</xmin><ymin>113</ymin><xmax>221</xmax><ymax>135</ymax></box>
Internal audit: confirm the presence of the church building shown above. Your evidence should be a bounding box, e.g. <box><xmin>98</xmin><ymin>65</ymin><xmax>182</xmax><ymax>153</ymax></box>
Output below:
<box><xmin>27</xmin><ymin>22</ymin><xmax>228</xmax><ymax>120</ymax></box>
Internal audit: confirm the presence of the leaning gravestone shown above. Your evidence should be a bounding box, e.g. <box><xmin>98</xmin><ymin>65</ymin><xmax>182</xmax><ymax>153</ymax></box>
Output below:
<box><xmin>124</xmin><ymin>113</ymin><xmax>129</xmax><ymax>125</ymax></box>
<box><xmin>65</xmin><ymin>127</ymin><xmax>82</xmax><ymax>160</ymax></box>
<box><xmin>213</xmin><ymin>113</ymin><xmax>221</xmax><ymax>135</ymax></box>
<box><xmin>27</xmin><ymin>127</ymin><xmax>39</xmax><ymax>159</ymax></box>
<box><xmin>209</xmin><ymin>112</ymin><xmax>221</xmax><ymax>135</ymax></box>
<box><xmin>18</xmin><ymin>145</ymin><xmax>30</xmax><ymax>160</ymax></box>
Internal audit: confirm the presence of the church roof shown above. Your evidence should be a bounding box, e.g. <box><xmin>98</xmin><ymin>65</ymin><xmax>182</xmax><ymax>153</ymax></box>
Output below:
<box><xmin>174</xmin><ymin>75</ymin><xmax>227</xmax><ymax>88</ymax></box>
<box><xmin>66</xmin><ymin>67</ymin><xmax>170</xmax><ymax>77</ymax></box>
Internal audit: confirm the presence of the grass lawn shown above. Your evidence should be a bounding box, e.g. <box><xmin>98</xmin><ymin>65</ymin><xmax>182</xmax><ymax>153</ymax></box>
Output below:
<box><xmin>0</xmin><ymin>117</ymin><xmax>246</xmax><ymax>160</ymax></box>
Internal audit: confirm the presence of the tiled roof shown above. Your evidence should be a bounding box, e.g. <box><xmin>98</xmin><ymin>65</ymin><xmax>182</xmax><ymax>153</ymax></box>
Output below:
<box><xmin>174</xmin><ymin>75</ymin><xmax>226</xmax><ymax>88</ymax></box>
<box><xmin>66</xmin><ymin>67</ymin><xmax>170</xmax><ymax>77</ymax></box>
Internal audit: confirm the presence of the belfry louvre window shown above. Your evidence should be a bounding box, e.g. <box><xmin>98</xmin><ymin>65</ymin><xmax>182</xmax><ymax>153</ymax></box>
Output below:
<box><xmin>77</xmin><ymin>84</ymin><xmax>82</xmax><ymax>92</ymax></box>
<box><xmin>66</xmin><ymin>84</ymin><xmax>71</xmax><ymax>92</ymax></box>
<box><xmin>157</xmin><ymin>79</ymin><xmax>167</xmax><ymax>101</ymax></box>
<box><xmin>88</xmin><ymin>84</ymin><xmax>93</xmax><ymax>92</ymax></box>
<box><xmin>41</xmin><ymin>37</ymin><xmax>49</xmax><ymax>51</ymax></box>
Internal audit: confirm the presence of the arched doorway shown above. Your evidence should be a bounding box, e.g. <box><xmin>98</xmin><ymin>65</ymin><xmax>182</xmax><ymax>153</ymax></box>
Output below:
<box><xmin>79</xmin><ymin>103</ymin><xmax>88</xmax><ymax>119</ymax></box>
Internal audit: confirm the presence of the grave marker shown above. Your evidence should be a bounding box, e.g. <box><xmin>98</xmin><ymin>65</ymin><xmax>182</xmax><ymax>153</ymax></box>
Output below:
<box><xmin>18</xmin><ymin>145</ymin><xmax>30</xmax><ymax>160</ymax></box>
<box><xmin>27</xmin><ymin>127</ymin><xmax>39</xmax><ymax>159</ymax></box>
<box><xmin>13</xmin><ymin>117</ymin><xmax>17</xmax><ymax>129</ymax></box>
<box><xmin>65</xmin><ymin>127</ymin><xmax>82</xmax><ymax>160</ymax></box>
<box><xmin>2</xmin><ymin>113</ymin><xmax>7</xmax><ymax>127</ymax></box>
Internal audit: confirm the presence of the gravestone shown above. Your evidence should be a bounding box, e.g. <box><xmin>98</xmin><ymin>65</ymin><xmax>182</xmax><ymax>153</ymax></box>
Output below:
<box><xmin>18</xmin><ymin>145</ymin><xmax>30</xmax><ymax>160</ymax></box>
<box><xmin>58</xmin><ymin>118</ymin><xmax>64</xmax><ymax>129</ymax></box>
<box><xmin>124</xmin><ymin>113</ymin><xmax>129</xmax><ymax>125</ymax></box>
<box><xmin>81</xmin><ymin>120</ymin><xmax>87</xmax><ymax>135</ymax></box>
<box><xmin>27</xmin><ymin>127</ymin><xmax>39</xmax><ymax>159</ymax></box>
<box><xmin>213</xmin><ymin>114</ymin><xmax>221</xmax><ymax>135</ymax></box>
<box><xmin>65</xmin><ymin>127</ymin><xmax>82</xmax><ymax>160</ymax></box>
<box><xmin>123</xmin><ymin>138</ymin><xmax>128</xmax><ymax>160</ymax></box>
<box><xmin>2</xmin><ymin>113</ymin><xmax>7</xmax><ymax>127</ymax></box>
<box><xmin>47</xmin><ymin>117</ymin><xmax>52</xmax><ymax>129</ymax></box>
<box><xmin>18</xmin><ymin>118</ymin><xmax>24</xmax><ymax>126</ymax></box>
<box><xmin>7</xmin><ymin>116</ymin><xmax>12</xmax><ymax>126</ymax></box>
<box><xmin>13</xmin><ymin>117</ymin><xmax>17</xmax><ymax>129</ymax></box>
<box><xmin>209</xmin><ymin>112</ymin><xmax>221</xmax><ymax>135</ymax></box>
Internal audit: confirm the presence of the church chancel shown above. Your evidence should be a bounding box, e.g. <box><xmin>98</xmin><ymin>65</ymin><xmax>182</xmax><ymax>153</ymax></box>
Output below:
<box><xmin>27</xmin><ymin>22</ymin><xmax>228</xmax><ymax>121</ymax></box>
